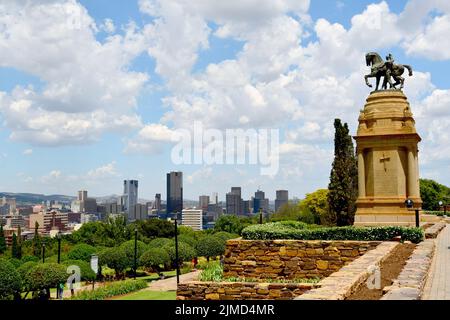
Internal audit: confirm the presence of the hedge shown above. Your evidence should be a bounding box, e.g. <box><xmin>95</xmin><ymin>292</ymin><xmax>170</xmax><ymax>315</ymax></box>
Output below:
<box><xmin>242</xmin><ymin>223</ymin><xmax>424</xmax><ymax>243</ymax></box>
<box><xmin>71</xmin><ymin>279</ymin><xmax>147</xmax><ymax>300</ymax></box>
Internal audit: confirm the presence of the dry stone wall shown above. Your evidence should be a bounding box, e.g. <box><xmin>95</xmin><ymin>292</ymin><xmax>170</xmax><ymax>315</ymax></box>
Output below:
<box><xmin>223</xmin><ymin>239</ymin><xmax>381</xmax><ymax>280</ymax></box>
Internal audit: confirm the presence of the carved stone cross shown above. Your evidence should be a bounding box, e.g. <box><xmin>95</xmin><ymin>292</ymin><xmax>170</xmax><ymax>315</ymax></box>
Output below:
<box><xmin>380</xmin><ymin>153</ymin><xmax>390</xmax><ymax>171</ymax></box>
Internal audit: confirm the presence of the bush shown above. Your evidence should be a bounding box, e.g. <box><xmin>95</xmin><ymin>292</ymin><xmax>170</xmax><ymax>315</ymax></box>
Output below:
<box><xmin>163</xmin><ymin>241</ymin><xmax>196</xmax><ymax>265</ymax></box>
<box><xmin>17</xmin><ymin>261</ymin><xmax>38</xmax><ymax>291</ymax></box>
<box><xmin>0</xmin><ymin>259</ymin><xmax>22</xmax><ymax>299</ymax></box>
<box><xmin>21</xmin><ymin>255</ymin><xmax>40</xmax><ymax>264</ymax></box>
<box><xmin>67</xmin><ymin>244</ymin><xmax>97</xmax><ymax>262</ymax></box>
<box><xmin>147</xmin><ymin>237</ymin><xmax>172</xmax><ymax>249</ymax></box>
<box><xmin>195</xmin><ymin>236</ymin><xmax>225</xmax><ymax>261</ymax></box>
<box><xmin>72</xmin><ymin>279</ymin><xmax>147</xmax><ymax>300</ymax></box>
<box><xmin>213</xmin><ymin>232</ymin><xmax>239</xmax><ymax>243</ymax></box>
<box><xmin>242</xmin><ymin>223</ymin><xmax>424</xmax><ymax>243</ymax></box>
<box><xmin>63</xmin><ymin>260</ymin><xmax>96</xmax><ymax>282</ymax></box>
<box><xmin>199</xmin><ymin>261</ymin><xmax>223</xmax><ymax>282</ymax></box>
<box><xmin>8</xmin><ymin>258</ymin><xmax>22</xmax><ymax>269</ymax></box>
<box><xmin>25</xmin><ymin>263</ymin><xmax>67</xmax><ymax>292</ymax></box>
<box><xmin>98</xmin><ymin>247</ymin><xmax>128</xmax><ymax>278</ymax></box>
<box><xmin>177</xmin><ymin>234</ymin><xmax>197</xmax><ymax>247</ymax></box>
<box><xmin>119</xmin><ymin>240</ymin><xmax>148</xmax><ymax>267</ymax></box>
<box><xmin>139</xmin><ymin>248</ymin><xmax>170</xmax><ymax>274</ymax></box>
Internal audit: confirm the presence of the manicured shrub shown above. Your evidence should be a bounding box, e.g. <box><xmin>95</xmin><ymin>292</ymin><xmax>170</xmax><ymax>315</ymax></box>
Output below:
<box><xmin>119</xmin><ymin>240</ymin><xmax>147</xmax><ymax>266</ymax></box>
<box><xmin>195</xmin><ymin>235</ymin><xmax>225</xmax><ymax>261</ymax></box>
<box><xmin>177</xmin><ymin>234</ymin><xmax>197</xmax><ymax>247</ymax></box>
<box><xmin>25</xmin><ymin>263</ymin><xmax>67</xmax><ymax>292</ymax></box>
<box><xmin>8</xmin><ymin>258</ymin><xmax>22</xmax><ymax>269</ymax></box>
<box><xmin>98</xmin><ymin>247</ymin><xmax>128</xmax><ymax>278</ymax></box>
<box><xmin>63</xmin><ymin>260</ymin><xmax>96</xmax><ymax>281</ymax></box>
<box><xmin>17</xmin><ymin>261</ymin><xmax>38</xmax><ymax>291</ymax></box>
<box><xmin>67</xmin><ymin>244</ymin><xmax>96</xmax><ymax>262</ymax></box>
<box><xmin>139</xmin><ymin>248</ymin><xmax>170</xmax><ymax>275</ymax></box>
<box><xmin>163</xmin><ymin>241</ymin><xmax>196</xmax><ymax>265</ymax></box>
<box><xmin>213</xmin><ymin>232</ymin><xmax>239</xmax><ymax>243</ymax></box>
<box><xmin>147</xmin><ymin>237</ymin><xmax>172</xmax><ymax>249</ymax></box>
<box><xmin>72</xmin><ymin>279</ymin><xmax>147</xmax><ymax>300</ymax></box>
<box><xmin>0</xmin><ymin>259</ymin><xmax>22</xmax><ymax>299</ymax></box>
<box><xmin>21</xmin><ymin>255</ymin><xmax>40</xmax><ymax>264</ymax></box>
<box><xmin>242</xmin><ymin>223</ymin><xmax>424</xmax><ymax>243</ymax></box>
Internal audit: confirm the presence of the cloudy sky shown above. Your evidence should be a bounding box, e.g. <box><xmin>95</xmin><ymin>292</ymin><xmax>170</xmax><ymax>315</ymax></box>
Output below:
<box><xmin>0</xmin><ymin>0</ymin><xmax>449</xmax><ymax>201</ymax></box>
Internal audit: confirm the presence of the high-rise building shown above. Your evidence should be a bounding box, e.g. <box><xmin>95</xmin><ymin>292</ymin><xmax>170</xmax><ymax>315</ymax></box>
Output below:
<box><xmin>130</xmin><ymin>203</ymin><xmax>147</xmax><ymax>221</ymax></box>
<box><xmin>123</xmin><ymin>180</ymin><xmax>138</xmax><ymax>218</ymax></box>
<box><xmin>199</xmin><ymin>195</ymin><xmax>210</xmax><ymax>212</ymax></box>
<box><xmin>275</xmin><ymin>190</ymin><xmax>289</xmax><ymax>212</ymax></box>
<box><xmin>153</xmin><ymin>193</ymin><xmax>162</xmax><ymax>211</ymax></box>
<box><xmin>167</xmin><ymin>172</ymin><xmax>183</xmax><ymax>214</ymax></box>
<box><xmin>226</xmin><ymin>187</ymin><xmax>244</xmax><ymax>215</ymax></box>
<box><xmin>211</xmin><ymin>192</ymin><xmax>218</xmax><ymax>205</ymax></box>
<box><xmin>182</xmin><ymin>209</ymin><xmax>203</xmax><ymax>231</ymax></box>
<box><xmin>71</xmin><ymin>190</ymin><xmax>97</xmax><ymax>214</ymax></box>
<box><xmin>253</xmin><ymin>189</ymin><xmax>269</xmax><ymax>214</ymax></box>
<box><xmin>78</xmin><ymin>190</ymin><xmax>88</xmax><ymax>201</ymax></box>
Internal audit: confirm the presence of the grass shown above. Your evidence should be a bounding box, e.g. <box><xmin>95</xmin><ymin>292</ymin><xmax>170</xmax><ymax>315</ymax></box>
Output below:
<box><xmin>113</xmin><ymin>290</ymin><xmax>176</xmax><ymax>300</ymax></box>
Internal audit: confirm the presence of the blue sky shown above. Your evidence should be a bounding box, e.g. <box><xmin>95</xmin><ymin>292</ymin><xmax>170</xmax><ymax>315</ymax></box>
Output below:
<box><xmin>0</xmin><ymin>0</ymin><xmax>449</xmax><ymax>202</ymax></box>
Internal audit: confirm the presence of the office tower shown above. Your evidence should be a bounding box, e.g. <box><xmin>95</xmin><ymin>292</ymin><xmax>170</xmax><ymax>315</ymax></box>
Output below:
<box><xmin>182</xmin><ymin>209</ymin><xmax>203</xmax><ymax>231</ymax></box>
<box><xmin>131</xmin><ymin>203</ymin><xmax>147</xmax><ymax>221</ymax></box>
<box><xmin>123</xmin><ymin>180</ymin><xmax>138</xmax><ymax>217</ymax></box>
<box><xmin>253</xmin><ymin>189</ymin><xmax>269</xmax><ymax>214</ymax></box>
<box><xmin>243</xmin><ymin>200</ymin><xmax>251</xmax><ymax>215</ymax></box>
<box><xmin>226</xmin><ymin>187</ymin><xmax>244</xmax><ymax>215</ymax></box>
<box><xmin>199</xmin><ymin>195</ymin><xmax>210</xmax><ymax>212</ymax></box>
<box><xmin>78</xmin><ymin>190</ymin><xmax>88</xmax><ymax>201</ymax></box>
<box><xmin>211</xmin><ymin>192</ymin><xmax>218</xmax><ymax>205</ymax></box>
<box><xmin>275</xmin><ymin>190</ymin><xmax>289</xmax><ymax>212</ymax></box>
<box><xmin>153</xmin><ymin>193</ymin><xmax>161</xmax><ymax>211</ymax></box>
<box><xmin>167</xmin><ymin>172</ymin><xmax>183</xmax><ymax>214</ymax></box>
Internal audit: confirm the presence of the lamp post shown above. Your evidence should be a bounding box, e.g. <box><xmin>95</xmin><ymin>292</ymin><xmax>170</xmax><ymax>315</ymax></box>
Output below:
<box><xmin>174</xmin><ymin>218</ymin><xmax>180</xmax><ymax>285</ymax></box>
<box><xmin>405</xmin><ymin>199</ymin><xmax>420</xmax><ymax>227</ymax></box>
<box><xmin>259</xmin><ymin>208</ymin><xmax>263</xmax><ymax>224</ymax></box>
<box><xmin>42</xmin><ymin>243</ymin><xmax>46</xmax><ymax>263</ymax></box>
<box><xmin>134</xmin><ymin>228</ymin><xmax>138</xmax><ymax>280</ymax></box>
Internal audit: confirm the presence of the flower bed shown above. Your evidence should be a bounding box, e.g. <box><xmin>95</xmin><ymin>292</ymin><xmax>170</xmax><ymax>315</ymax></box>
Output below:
<box><xmin>71</xmin><ymin>279</ymin><xmax>147</xmax><ymax>300</ymax></box>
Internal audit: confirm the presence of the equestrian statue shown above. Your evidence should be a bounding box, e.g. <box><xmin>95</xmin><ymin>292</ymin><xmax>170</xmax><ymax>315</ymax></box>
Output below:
<box><xmin>364</xmin><ymin>52</ymin><xmax>413</xmax><ymax>91</ymax></box>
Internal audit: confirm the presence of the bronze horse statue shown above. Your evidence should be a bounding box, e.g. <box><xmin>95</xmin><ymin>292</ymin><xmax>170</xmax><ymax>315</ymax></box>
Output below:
<box><xmin>364</xmin><ymin>52</ymin><xmax>413</xmax><ymax>91</ymax></box>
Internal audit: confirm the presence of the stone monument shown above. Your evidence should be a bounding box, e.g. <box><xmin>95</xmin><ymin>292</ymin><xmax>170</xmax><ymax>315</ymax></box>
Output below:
<box><xmin>354</xmin><ymin>53</ymin><xmax>422</xmax><ymax>226</ymax></box>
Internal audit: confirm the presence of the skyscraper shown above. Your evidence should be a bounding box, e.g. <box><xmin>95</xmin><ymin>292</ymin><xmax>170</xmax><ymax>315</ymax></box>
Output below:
<box><xmin>123</xmin><ymin>180</ymin><xmax>138</xmax><ymax>218</ymax></box>
<box><xmin>275</xmin><ymin>190</ymin><xmax>289</xmax><ymax>212</ymax></box>
<box><xmin>199</xmin><ymin>195</ymin><xmax>210</xmax><ymax>212</ymax></box>
<box><xmin>226</xmin><ymin>187</ymin><xmax>244</xmax><ymax>215</ymax></box>
<box><xmin>167</xmin><ymin>172</ymin><xmax>183</xmax><ymax>214</ymax></box>
<box><xmin>153</xmin><ymin>193</ymin><xmax>161</xmax><ymax>211</ymax></box>
<box><xmin>253</xmin><ymin>189</ymin><xmax>269</xmax><ymax>214</ymax></box>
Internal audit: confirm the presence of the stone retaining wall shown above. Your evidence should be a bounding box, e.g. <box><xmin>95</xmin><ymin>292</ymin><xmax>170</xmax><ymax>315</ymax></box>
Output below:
<box><xmin>224</xmin><ymin>239</ymin><xmax>381</xmax><ymax>280</ymax></box>
<box><xmin>381</xmin><ymin>239</ymin><xmax>435</xmax><ymax>300</ymax></box>
<box><xmin>425</xmin><ymin>222</ymin><xmax>446</xmax><ymax>239</ymax></box>
<box><xmin>177</xmin><ymin>281</ymin><xmax>319</xmax><ymax>300</ymax></box>
<box><xmin>296</xmin><ymin>242</ymin><xmax>399</xmax><ymax>300</ymax></box>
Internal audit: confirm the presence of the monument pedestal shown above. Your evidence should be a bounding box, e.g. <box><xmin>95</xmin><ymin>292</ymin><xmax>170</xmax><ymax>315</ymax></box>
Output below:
<box><xmin>354</xmin><ymin>90</ymin><xmax>422</xmax><ymax>227</ymax></box>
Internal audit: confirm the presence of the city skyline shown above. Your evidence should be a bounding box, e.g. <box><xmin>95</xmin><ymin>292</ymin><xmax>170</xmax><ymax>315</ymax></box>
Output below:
<box><xmin>1</xmin><ymin>0</ymin><xmax>449</xmax><ymax>201</ymax></box>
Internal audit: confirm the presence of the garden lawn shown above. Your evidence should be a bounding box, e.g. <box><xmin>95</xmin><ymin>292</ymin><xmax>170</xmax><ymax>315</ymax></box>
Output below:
<box><xmin>113</xmin><ymin>290</ymin><xmax>176</xmax><ymax>300</ymax></box>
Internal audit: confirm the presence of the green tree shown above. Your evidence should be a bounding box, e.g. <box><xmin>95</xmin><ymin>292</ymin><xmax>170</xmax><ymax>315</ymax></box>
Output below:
<box><xmin>98</xmin><ymin>247</ymin><xmax>128</xmax><ymax>279</ymax></box>
<box><xmin>139</xmin><ymin>248</ymin><xmax>170</xmax><ymax>277</ymax></box>
<box><xmin>195</xmin><ymin>236</ymin><xmax>225</xmax><ymax>261</ymax></box>
<box><xmin>32</xmin><ymin>222</ymin><xmax>42</xmax><ymax>257</ymax></box>
<box><xmin>11</xmin><ymin>233</ymin><xmax>20</xmax><ymax>259</ymax></box>
<box><xmin>163</xmin><ymin>241</ymin><xmax>196</xmax><ymax>266</ymax></box>
<box><xmin>0</xmin><ymin>224</ymin><xmax>6</xmax><ymax>255</ymax></box>
<box><xmin>327</xmin><ymin>119</ymin><xmax>358</xmax><ymax>226</ymax></box>
<box><xmin>300</xmin><ymin>189</ymin><xmax>334</xmax><ymax>225</ymax></box>
<box><xmin>420</xmin><ymin>179</ymin><xmax>450</xmax><ymax>210</ymax></box>
<box><xmin>214</xmin><ymin>215</ymin><xmax>250</xmax><ymax>235</ymax></box>
<box><xmin>132</xmin><ymin>219</ymin><xmax>176</xmax><ymax>241</ymax></box>
<box><xmin>67</xmin><ymin>244</ymin><xmax>96</xmax><ymax>262</ymax></box>
<box><xmin>119</xmin><ymin>240</ymin><xmax>147</xmax><ymax>269</ymax></box>
<box><xmin>25</xmin><ymin>263</ymin><xmax>67</xmax><ymax>299</ymax></box>
<box><xmin>0</xmin><ymin>258</ymin><xmax>22</xmax><ymax>300</ymax></box>
<box><xmin>147</xmin><ymin>237</ymin><xmax>172</xmax><ymax>249</ymax></box>
<box><xmin>270</xmin><ymin>202</ymin><xmax>302</xmax><ymax>221</ymax></box>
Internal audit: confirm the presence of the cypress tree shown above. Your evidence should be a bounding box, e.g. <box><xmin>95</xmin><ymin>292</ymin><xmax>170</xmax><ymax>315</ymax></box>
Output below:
<box><xmin>32</xmin><ymin>222</ymin><xmax>42</xmax><ymax>257</ymax></box>
<box><xmin>327</xmin><ymin>119</ymin><xmax>358</xmax><ymax>226</ymax></box>
<box><xmin>0</xmin><ymin>224</ymin><xmax>6</xmax><ymax>254</ymax></box>
<box><xmin>11</xmin><ymin>233</ymin><xmax>19</xmax><ymax>259</ymax></box>
<box><xmin>17</xmin><ymin>226</ymin><xmax>22</xmax><ymax>259</ymax></box>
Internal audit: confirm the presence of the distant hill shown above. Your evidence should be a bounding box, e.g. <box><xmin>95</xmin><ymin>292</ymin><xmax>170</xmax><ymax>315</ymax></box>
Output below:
<box><xmin>0</xmin><ymin>192</ymin><xmax>76</xmax><ymax>205</ymax></box>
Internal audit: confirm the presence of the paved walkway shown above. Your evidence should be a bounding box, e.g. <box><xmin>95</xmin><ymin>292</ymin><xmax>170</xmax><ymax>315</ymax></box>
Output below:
<box><xmin>423</xmin><ymin>224</ymin><xmax>450</xmax><ymax>300</ymax></box>
<box><xmin>146</xmin><ymin>270</ymin><xmax>201</xmax><ymax>291</ymax></box>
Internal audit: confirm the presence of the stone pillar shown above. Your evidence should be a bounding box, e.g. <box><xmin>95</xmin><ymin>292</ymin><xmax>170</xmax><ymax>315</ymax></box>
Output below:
<box><xmin>358</xmin><ymin>149</ymin><xmax>366</xmax><ymax>198</ymax></box>
<box><xmin>415</xmin><ymin>149</ymin><xmax>420</xmax><ymax>198</ymax></box>
<box><xmin>407</xmin><ymin>148</ymin><xmax>418</xmax><ymax>197</ymax></box>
